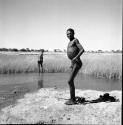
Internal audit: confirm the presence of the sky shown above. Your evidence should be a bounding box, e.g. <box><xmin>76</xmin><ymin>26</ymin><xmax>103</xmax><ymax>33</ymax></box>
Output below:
<box><xmin>0</xmin><ymin>0</ymin><xmax>122</xmax><ymax>51</ymax></box>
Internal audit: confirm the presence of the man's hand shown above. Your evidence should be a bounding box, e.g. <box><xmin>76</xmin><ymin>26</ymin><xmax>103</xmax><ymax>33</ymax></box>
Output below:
<box><xmin>72</xmin><ymin>57</ymin><xmax>78</xmax><ymax>63</ymax></box>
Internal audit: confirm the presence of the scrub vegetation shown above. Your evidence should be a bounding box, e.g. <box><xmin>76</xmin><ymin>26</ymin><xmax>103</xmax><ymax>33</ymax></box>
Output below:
<box><xmin>0</xmin><ymin>52</ymin><xmax>122</xmax><ymax>80</ymax></box>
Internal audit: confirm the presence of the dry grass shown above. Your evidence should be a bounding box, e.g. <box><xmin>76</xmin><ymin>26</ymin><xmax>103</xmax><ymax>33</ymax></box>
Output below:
<box><xmin>81</xmin><ymin>53</ymin><xmax>122</xmax><ymax>80</ymax></box>
<box><xmin>0</xmin><ymin>52</ymin><xmax>122</xmax><ymax>80</ymax></box>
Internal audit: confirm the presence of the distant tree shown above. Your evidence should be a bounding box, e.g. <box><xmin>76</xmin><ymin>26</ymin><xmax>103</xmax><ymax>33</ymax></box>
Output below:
<box><xmin>115</xmin><ymin>50</ymin><xmax>122</xmax><ymax>53</ymax></box>
<box><xmin>98</xmin><ymin>50</ymin><xmax>103</xmax><ymax>53</ymax></box>
<box><xmin>90</xmin><ymin>50</ymin><xmax>95</xmax><ymax>53</ymax></box>
<box><xmin>20</xmin><ymin>48</ymin><xmax>27</xmax><ymax>52</ymax></box>
<box><xmin>26</xmin><ymin>48</ymin><xmax>31</xmax><ymax>52</ymax></box>
<box><xmin>104</xmin><ymin>50</ymin><xmax>109</xmax><ymax>53</ymax></box>
<box><xmin>45</xmin><ymin>50</ymin><xmax>48</xmax><ymax>52</ymax></box>
<box><xmin>54</xmin><ymin>49</ymin><xmax>62</xmax><ymax>52</ymax></box>
<box><xmin>31</xmin><ymin>49</ymin><xmax>34</xmax><ymax>52</ymax></box>
<box><xmin>8</xmin><ymin>48</ymin><xmax>12</xmax><ymax>51</ymax></box>
<box><xmin>0</xmin><ymin>48</ymin><xmax>8</xmax><ymax>51</ymax></box>
<box><xmin>111</xmin><ymin>50</ymin><xmax>115</xmax><ymax>53</ymax></box>
<box><xmin>37</xmin><ymin>49</ymin><xmax>40</xmax><ymax>52</ymax></box>
<box><xmin>12</xmin><ymin>48</ymin><xmax>18</xmax><ymax>52</ymax></box>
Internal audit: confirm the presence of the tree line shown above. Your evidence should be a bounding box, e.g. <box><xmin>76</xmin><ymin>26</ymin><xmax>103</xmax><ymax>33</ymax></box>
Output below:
<box><xmin>0</xmin><ymin>48</ymin><xmax>122</xmax><ymax>53</ymax></box>
<box><xmin>0</xmin><ymin>48</ymin><xmax>48</xmax><ymax>52</ymax></box>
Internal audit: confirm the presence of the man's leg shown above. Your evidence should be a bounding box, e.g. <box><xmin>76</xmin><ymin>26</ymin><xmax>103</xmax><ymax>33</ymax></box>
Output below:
<box><xmin>41</xmin><ymin>62</ymin><xmax>43</xmax><ymax>73</ymax></box>
<box><xmin>65</xmin><ymin>64</ymin><xmax>80</xmax><ymax>105</ymax></box>
<box><xmin>38</xmin><ymin>63</ymin><xmax>40</xmax><ymax>73</ymax></box>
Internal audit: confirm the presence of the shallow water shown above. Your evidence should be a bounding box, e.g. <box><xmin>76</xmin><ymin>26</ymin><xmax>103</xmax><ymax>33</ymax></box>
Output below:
<box><xmin>0</xmin><ymin>73</ymin><xmax>121</xmax><ymax>109</ymax></box>
<box><xmin>0</xmin><ymin>73</ymin><xmax>121</xmax><ymax>92</ymax></box>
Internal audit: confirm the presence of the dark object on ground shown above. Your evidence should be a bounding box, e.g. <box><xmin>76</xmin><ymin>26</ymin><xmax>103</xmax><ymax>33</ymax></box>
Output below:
<box><xmin>75</xmin><ymin>96</ymin><xmax>86</xmax><ymax>104</ymax></box>
<box><xmin>65</xmin><ymin>93</ymin><xmax>119</xmax><ymax>105</ymax></box>
<box><xmin>90</xmin><ymin>93</ymin><xmax>119</xmax><ymax>103</ymax></box>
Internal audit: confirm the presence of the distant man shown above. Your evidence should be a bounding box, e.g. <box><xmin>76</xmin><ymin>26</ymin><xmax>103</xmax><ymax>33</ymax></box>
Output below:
<box><xmin>38</xmin><ymin>49</ymin><xmax>44</xmax><ymax>73</ymax></box>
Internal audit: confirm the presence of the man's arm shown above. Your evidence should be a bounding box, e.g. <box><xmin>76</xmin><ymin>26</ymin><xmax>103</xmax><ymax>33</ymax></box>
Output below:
<box><xmin>72</xmin><ymin>39</ymin><xmax>85</xmax><ymax>62</ymax></box>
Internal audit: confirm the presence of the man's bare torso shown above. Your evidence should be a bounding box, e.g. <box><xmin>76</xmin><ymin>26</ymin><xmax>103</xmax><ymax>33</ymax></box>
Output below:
<box><xmin>67</xmin><ymin>38</ymin><xmax>79</xmax><ymax>60</ymax></box>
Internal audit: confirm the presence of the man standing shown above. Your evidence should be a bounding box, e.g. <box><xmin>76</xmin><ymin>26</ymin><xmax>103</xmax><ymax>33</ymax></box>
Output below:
<box><xmin>66</xmin><ymin>28</ymin><xmax>85</xmax><ymax>105</ymax></box>
<box><xmin>38</xmin><ymin>49</ymin><xmax>44</xmax><ymax>73</ymax></box>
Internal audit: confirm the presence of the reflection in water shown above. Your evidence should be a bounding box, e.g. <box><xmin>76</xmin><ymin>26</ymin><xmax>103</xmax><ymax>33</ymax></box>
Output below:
<box><xmin>38</xmin><ymin>73</ymin><xmax>44</xmax><ymax>89</ymax></box>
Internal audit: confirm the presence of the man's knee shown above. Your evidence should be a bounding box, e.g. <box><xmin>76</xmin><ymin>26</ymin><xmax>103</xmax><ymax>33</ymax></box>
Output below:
<box><xmin>68</xmin><ymin>79</ymin><xmax>73</xmax><ymax>85</ymax></box>
<box><xmin>68</xmin><ymin>79</ymin><xmax>71</xmax><ymax>85</ymax></box>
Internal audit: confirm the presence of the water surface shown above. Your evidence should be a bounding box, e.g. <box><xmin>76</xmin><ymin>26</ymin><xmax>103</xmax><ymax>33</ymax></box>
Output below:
<box><xmin>0</xmin><ymin>73</ymin><xmax>121</xmax><ymax>109</ymax></box>
<box><xmin>0</xmin><ymin>73</ymin><xmax>121</xmax><ymax>92</ymax></box>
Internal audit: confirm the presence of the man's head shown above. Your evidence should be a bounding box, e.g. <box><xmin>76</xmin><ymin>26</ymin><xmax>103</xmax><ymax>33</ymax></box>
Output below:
<box><xmin>40</xmin><ymin>49</ymin><xmax>44</xmax><ymax>54</ymax></box>
<box><xmin>66</xmin><ymin>28</ymin><xmax>75</xmax><ymax>40</ymax></box>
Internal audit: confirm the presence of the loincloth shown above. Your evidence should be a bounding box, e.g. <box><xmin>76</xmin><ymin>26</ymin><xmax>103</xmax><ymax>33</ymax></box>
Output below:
<box><xmin>70</xmin><ymin>59</ymin><xmax>82</xmax><ymax>69</ymax></box>
<box><xmin>38</xmin><ymin>60</ymin><xmax>43</xmax><ymax>64</ymax></box>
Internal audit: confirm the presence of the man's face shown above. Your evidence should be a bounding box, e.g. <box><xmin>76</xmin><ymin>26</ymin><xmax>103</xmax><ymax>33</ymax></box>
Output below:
<box><xmin>66</xmin><ymin>30</ymin><xmax>74</xmax><ymax>40</ymax></box>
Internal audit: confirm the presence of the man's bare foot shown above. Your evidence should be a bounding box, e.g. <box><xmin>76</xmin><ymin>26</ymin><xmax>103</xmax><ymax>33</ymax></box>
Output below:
<box><xmin>65</xmin><ymin>99</ymin><xmax>77</xmax><ymax>105</ymax></box>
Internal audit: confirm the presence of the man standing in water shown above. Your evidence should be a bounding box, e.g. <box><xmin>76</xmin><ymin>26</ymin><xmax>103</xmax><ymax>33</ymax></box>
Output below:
<box><xmin>38</xmin><ymin>49</ymin><xmax>44</xmax><ymax>73</ymax></box>
<box><xmin>66</xmin><ymin>28</ymin><xmax>85</xmax><ymax>105</ymax></box>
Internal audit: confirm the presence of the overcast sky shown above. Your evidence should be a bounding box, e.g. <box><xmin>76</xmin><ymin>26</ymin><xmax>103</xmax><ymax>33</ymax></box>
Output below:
<box><xmin>0</xmin><ymin>0</ymin><xmax>122</xmax><ymax>51</ymax></box>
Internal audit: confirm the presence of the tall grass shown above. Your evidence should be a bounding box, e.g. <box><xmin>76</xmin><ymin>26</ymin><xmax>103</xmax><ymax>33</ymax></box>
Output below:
<box><xmin>0</xmin><ymin>52</ymin><xmax>122</xmax><ymax>80</ymax></box>
<box><xmin>81</xmin><ymin>53</ymin><xmax>122</xmax><ymax>80</ymax></box>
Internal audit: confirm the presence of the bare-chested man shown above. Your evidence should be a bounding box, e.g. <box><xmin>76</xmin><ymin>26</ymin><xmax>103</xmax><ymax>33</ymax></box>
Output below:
<box><xmin>38</xmin><ymin>50</ymin><xmax>44</xmax><ymax>73</ymax></box>
<box><xmin>65</xmin><ymin>28</ymin><xmax>85</xmax><ymax>105</ymax></box>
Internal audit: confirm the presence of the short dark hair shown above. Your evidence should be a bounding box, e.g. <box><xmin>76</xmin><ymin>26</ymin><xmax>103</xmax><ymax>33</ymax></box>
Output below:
<box><xmin>67</xmin><ymin>28</ymin><xmax>75</xmax><ymax>34</ymax></box>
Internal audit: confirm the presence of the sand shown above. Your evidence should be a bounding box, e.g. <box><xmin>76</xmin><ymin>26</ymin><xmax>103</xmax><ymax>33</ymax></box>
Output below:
<box><xmin>0</xmin><ymin>88</ymin><xmax>122</xmax><ymax>124</ymax></box>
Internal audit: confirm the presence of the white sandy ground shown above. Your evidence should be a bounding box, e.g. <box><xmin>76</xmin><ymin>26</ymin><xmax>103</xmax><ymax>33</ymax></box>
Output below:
<box><xmin>0</xmin><ymin>88</ymin><xmax>122</xmax><ymax>124</ymax></box>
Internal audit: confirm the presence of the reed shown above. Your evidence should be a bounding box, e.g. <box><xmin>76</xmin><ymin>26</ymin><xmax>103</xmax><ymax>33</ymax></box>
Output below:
<box><xmin>81</xmin><ymin>53</ymin><xmax>122</xmax><ymax>80</ymax></box>
<box><xmin>0</xmin><ymin>52</ymin><xmax>122</xmax><ymax>80</ymax></box>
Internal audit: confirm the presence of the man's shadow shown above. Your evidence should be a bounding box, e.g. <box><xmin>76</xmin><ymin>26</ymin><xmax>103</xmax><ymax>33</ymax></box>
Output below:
<box><xmin>75</xmin><ymin>93</ymin><xmax>119</xmax><ymax>105</ymax></box>
<box><xmin>38</xmin><ymin>73</ymin><xmax>44</xmax><ymax>89</ymax></box>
